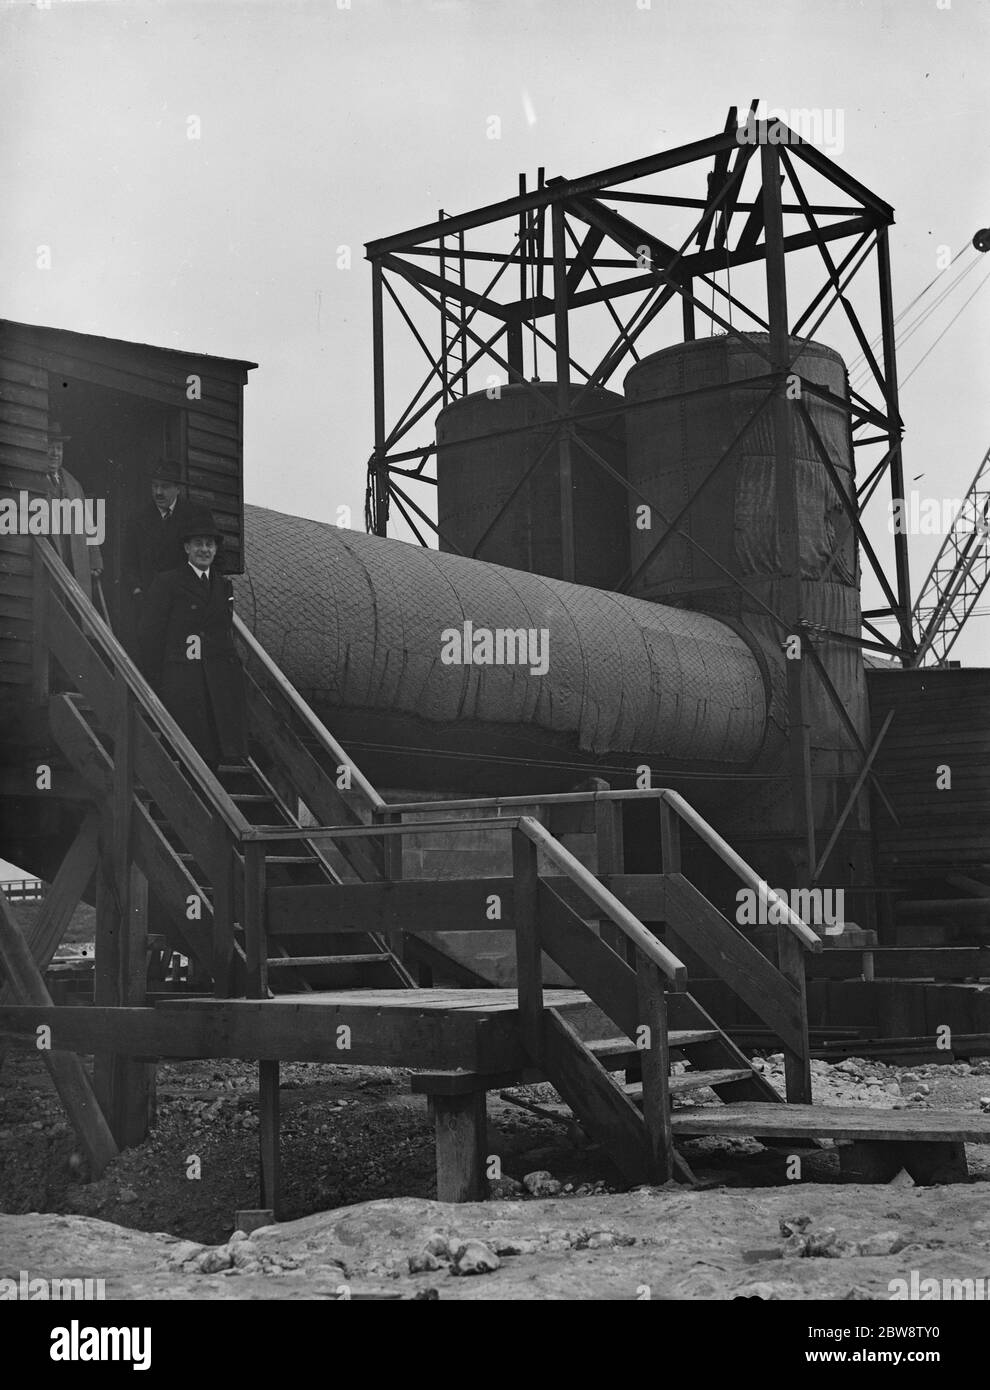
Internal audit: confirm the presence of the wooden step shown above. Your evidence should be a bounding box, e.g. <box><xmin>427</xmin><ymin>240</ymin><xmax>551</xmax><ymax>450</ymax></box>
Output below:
<box><xmin>586</xmin><ymin>1029</ymin><xmax>719</xmax><ymax>1060</ymax></box>
<box><xmin>265</xmin><ymin>953</ymin><xmax>392</xmax><ymax>969</ymax></box>
<box><xmin>668</xmin><ymin>1103</ymin><xmax>990</xmax><ymax>1144</ymax></box>
<box><xmin>625</xmin><ymin>1067</ymin><xmax>754</xmax><ymax>1100</ymax></box>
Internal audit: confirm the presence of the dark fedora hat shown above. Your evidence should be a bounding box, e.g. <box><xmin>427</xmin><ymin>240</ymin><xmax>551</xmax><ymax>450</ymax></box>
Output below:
<box><xmin>46</xmin><ymin>420</ymin><xmax>72</xmax><ymax>444</ymax></box>
<box><xmin>178</xmin><ymin>507</ymin><xmax>224</xmax><ymax>544</ymax></box>
<box><xmin>152</xmin><ymin>454</ymin><xmax>184</xmax><ymax>483</ymax></box>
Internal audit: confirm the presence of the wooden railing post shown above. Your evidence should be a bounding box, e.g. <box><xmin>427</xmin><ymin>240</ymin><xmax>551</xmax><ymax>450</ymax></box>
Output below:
<box><xmin>381</xmin><ymin>810</ymin><xmax>406</xmax><ymax>968</ymax></box>
<box><xmin>212</xmin><ymin>830</ymin><xmax>237</xmax><ymax>999</ymax></box>
<box><xmin>776</xmin><ymin>926</ymin><xmax>813</xmax><ymax>1103</ymax></box>
<box><xmin>243</xmin><ymin>842</ymin><xmax>268</xmax><ymax>999</ymax></box>
<box><xmin>592</xmin><ymin>780</ymin><xmax>626</xmax><ymax>960</ymax></box>
<box><xmin>659</xmin><ymin>795</ymin><xmax>682</xmax><ymax>875</ymax></box>
<box><xmin>31</xmin><ymin>542</ymin><xmax>50</xmax><ymax>704</ymax></box>
<box><xmin>635</xmin><ymin>951</ymin><xmax>673</xmax><ymax>1183</ymax></box>
<box><xmin>512</xmin><ymin>827</ymin><xmax>544</xmax><ymax>1064</ymax></box>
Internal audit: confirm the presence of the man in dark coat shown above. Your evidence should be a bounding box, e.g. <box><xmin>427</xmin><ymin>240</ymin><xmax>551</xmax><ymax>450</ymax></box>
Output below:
<box><xmin>138</xmin><ymin>507</ymin><xmax>248</xmax><ymax>771</ymax></box>
<box><xmin>45</xmin><ymin>421</ymin><xmax>103</xmax><ymax>600</ymax></box>
<box><xmin>122</xmin><ymin>456</ymin><xmax>200</xmax><ymax>601</ymax></box>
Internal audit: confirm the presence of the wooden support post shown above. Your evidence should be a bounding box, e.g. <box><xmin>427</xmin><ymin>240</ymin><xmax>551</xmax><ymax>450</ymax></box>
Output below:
<box><xmin>635</xmin><ymin>953</ymin><xmax>673</xmax><ymax>1183</ymax></box>
<box><xmin>258</xmin><ymin>1059</ymin><xmax>281</xmax><ymax>1216</ymax></box>
<box><xmin>434</xmin><ymin>1090</ymin><xmax>487</xmax><ymax>1203</ymax></box>
<box><xmin>243</xmin><ymin>842</ymin><xmax>268</xmax><ymax>999</ymax></box>
<box><xmin>0</xmin><ymin>891</ymin><xmax>117</xmax><ymax>1176</ymax></box>
<box><xmin>512</xmin><ymin>827</ymin><xmax>543</xmax><ymax>1065</ymax></box>
<box><xmin>93</xmin><ymin>852</ymin><xmax>122</xmax><ymax>1126</ymax></box>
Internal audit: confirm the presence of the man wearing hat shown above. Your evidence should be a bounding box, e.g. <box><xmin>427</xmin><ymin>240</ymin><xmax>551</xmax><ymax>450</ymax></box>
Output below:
<box><xmin>122</xmin><ymin>455</ymin><xmax>200</xmax><ymax>604</ymax></box>
<box><xmin>45</xmin><ymin>421</ymin><xmax>102</xmax><ymax>599</ymax></box>
<box><xmin>138</xmin><ymin>507</ymin><xmax>248</xmax><ymax>771</ymax></box>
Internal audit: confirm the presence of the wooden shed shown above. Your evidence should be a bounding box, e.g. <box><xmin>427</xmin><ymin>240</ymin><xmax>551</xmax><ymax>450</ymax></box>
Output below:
<box><xmin>0</xmin><ymin>319</ymin><xmax>256</xmax><ymax>708</ymax></box>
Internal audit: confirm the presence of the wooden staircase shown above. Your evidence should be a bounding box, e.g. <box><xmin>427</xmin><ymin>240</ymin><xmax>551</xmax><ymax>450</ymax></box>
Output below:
<box><xmin>154</xmin><ymin>757</ymin><xmax>410</xmax><ymax>994</ymax></box>
<box><xmin>24</xmin><ymin>538</ymin><xmax>831</xmax><ymax>1188</ymax></box>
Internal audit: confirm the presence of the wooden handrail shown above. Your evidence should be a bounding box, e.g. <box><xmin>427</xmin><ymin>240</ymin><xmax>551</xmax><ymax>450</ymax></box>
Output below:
<box><xmin>517</xmin><ymin>816</ymin><xmax>687</xmax><ymax>987</ymax></box>
<box><xmin>233</xmin><ymin>613</ymin><xmax>385</xmax><ymax>813</ymax></box>
<box><xmin>235</xmin><ymin>811</ymin><xmax>686</xmax><ymax>987</ymax></box>
<box><xmin>36</xmin><ymin>541</ymin><xmax>252</xmax><ymax>839</ymax></box>
<box><xmin>383</xmin><ymin>788</ymin><xmax>668</xmax><ymax>814</ymax></box>
<box><xmin>658</xmin><ymin>791</ymin><xmax>822</xmax><ymax>952</ymax></box>
<box><xmin>383</xmin><ymin>786</ymin><xmax>822</xmax><ymax>954</ymax></box>
<box><xmin>239</xmin><ymin>816</ymin><xmax>526</xmax><ymax>841</ymax></box>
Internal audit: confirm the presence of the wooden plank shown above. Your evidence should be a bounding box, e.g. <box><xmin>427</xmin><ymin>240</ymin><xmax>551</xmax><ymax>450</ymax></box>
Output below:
<box><xmin>0</xmin><ymin>1001</ymin><xmax>492</xmax><ymax>1070</ymax></box>
<box><xmin>669</xmin><ymin>1102</ymin><xmax>990</xmax><ymax>1144</ymax></box>
<box><xmin>433</xmin><ymin>1090</ymin><xmax>487</xmax><ymax>1202</ymax></box>
<box><xmin>808</xmin><ymin>948</ymin><xmax>990</xmax><ymax>980</ymax></box>
<box><xmin>44</xmin><ymin>596</ymin><xmax>115</xmax><ymax>717</ymax></box>
<box><xmin>0</xmin><ymin>891</ymin><xmax>117</xmax><ymax>1174</ymax></box>
<box><xmin>265</xmin><ymin>874</ymin><xmax>665</xmax><ymax>937</ymax></box>
<box><xmin>0</xmin><ymin>356</ymin><xmax>48</xmax><ymax>388</ymax></box>
<box><xmin>133</xmin><ymin>717</ymin><xmax>221</xmax><ymax>877</ymax></box>
<box><xmin>1</xmin><ymin>339</ymin><xmax>243</xmax><ymax>410</ymax></box>
<box><xmin>542</xmin><ymin>1008</ymin><xmax>649</xmax><ymax>1185</ymax></box>
<box><xmin>538</xmin><ymin>880</ymin><xmax>638</xmax><ymax>1039</ymax></box>
<box><xmin>663</xmin><ymin>873</ymin><xmax>808</xmax><ymax>1056</ymax></box>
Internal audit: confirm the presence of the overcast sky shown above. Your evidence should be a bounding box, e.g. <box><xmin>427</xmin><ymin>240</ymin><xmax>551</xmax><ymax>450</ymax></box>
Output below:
<box><xmin>2</xmin><ymin>0</ymin><xmax>988</xmax><ymax>665</ymax></box>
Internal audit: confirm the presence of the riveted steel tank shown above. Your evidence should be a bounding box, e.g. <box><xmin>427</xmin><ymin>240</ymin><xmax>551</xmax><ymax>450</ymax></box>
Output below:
<box><xmin>436</xmin><ymin>382</ymin><xmax>628</xmax><ymax>588</ymax></box>
<box><xmin>623</xmin><ymin>333</ymin><xmax>857</xmax><ymax>611</ymax></box>
<box><xmin>623</xmin><ymin>333</ymin><xmax>869</xmax><ymax>862</ymax></box>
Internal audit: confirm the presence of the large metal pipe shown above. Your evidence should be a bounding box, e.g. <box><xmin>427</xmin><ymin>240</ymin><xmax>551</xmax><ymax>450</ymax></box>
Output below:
<box><xmin>236</xmin><ymin>503</ymin><xmax>772</xmax><ymax>782</ymax></box>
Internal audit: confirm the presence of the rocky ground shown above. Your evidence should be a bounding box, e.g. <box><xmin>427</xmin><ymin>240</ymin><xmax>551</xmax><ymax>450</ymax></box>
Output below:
<box><xmin>2</xmin><ymin>1041</ymin><xmax>990</xmax><ymax>1299</ymax></box>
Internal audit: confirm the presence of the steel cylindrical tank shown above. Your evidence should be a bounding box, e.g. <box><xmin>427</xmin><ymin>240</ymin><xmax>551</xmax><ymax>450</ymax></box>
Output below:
<box><xmin>237</xmin><ymin>502</ymin><xmax>771</xmax><ymax>780</ymax></box>
<box><xmin>623</xmin><ymin>333</ymin><xmax>857</xmax><ymax>609</ymax></box>
<box><xmin>436</xmin><ymin>383</ymin><xmax>628</xmax><ymax>589</ymax></box>
<box><xmin>623</xmin><ymin>334</ymin><xmax>868</xmax><ymax>860</ymax></box>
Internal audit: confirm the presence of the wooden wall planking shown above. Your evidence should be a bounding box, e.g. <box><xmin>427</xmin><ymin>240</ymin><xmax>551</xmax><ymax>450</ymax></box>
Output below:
<box><xmin>0</xmin><ymin>320</ymin><xmax>255</xmax><ymax>701</ymax></box>
<box><xmin>868</xmin><ymin>668</ymin><xmax>990</xmax><ymax>879</ymax></box>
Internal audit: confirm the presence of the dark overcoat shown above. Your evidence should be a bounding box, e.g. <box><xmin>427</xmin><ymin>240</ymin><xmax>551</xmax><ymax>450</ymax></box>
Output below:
<box><xmin>45</xmin><ymin>467</ymin><xmax>102</xmax><ymax>599</ymax></box>
<box><xmin>138</xmin><ymin>563</ymin><xmax>248</xmax><ymax>766</ymax></box>
<box><xmin>122</xmin><ymin>497</ymin><xmax>201</xmax><ymax>595</ymax></box>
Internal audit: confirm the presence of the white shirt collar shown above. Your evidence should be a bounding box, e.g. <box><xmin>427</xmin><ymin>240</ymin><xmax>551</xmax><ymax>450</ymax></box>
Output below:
<box><xmin>157</xmin><ymin>498</ymin><xmax>177</xmax><ymax>518</ymax></box>
<box><xmin>188</xmin><ymin>563</ymin><xmax>211</xmax><ymax>581</ymax></box>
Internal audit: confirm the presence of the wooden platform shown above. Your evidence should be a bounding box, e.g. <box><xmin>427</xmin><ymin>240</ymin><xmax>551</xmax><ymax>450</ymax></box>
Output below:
<box><xmin>159</xmin><ymin>988</ymin><xmax>588</xmax><ymax>1014</ymax></box>
<box><xmin>669</xmin><ymin>1102</ymin><xmax>990</xmax><ymax>1143</ymax></box>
